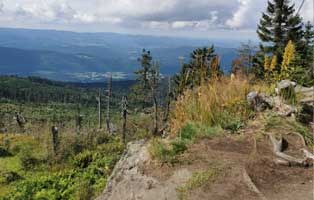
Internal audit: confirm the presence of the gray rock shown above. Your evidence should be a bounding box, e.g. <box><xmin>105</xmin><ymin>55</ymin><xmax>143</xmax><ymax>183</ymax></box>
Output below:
<box><xmin>96</xmin><ymin>140</ymin><xmax>192</xmax><ymax>200</ymax></box>
<box><xmin>247</xmin><ymin>91</ymin><xmax>273</xmax><ymax>112</ymax></box>
<box><xmin>277</xmin><ymin>80</ymin><xmax>297</xmax><ymax>91</ymax></box>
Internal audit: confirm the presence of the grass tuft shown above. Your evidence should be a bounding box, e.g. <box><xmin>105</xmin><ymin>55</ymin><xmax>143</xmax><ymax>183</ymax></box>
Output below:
<box><xmin>170</xmin><ymin>77</ymin><xmax>253</xmax><ymax>137</ymax></box>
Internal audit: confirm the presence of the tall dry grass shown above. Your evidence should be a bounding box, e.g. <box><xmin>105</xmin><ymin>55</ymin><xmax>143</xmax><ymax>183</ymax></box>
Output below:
<box><xmin>170</xmin><ymin>77</ymin><xmax>253</xmax><ymax>136</ymax></box>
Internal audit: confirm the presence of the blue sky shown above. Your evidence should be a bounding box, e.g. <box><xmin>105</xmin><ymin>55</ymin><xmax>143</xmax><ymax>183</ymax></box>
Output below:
<box><xmin>0</xmin><ymin>0</ymin><xmax>312</xmax><ymax>40</ymax></box>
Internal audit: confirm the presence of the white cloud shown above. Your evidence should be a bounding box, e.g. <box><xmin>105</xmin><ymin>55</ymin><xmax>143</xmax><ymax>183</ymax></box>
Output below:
<box><xmin>226</xmin><ymin>0</ymin><xmax>267</xmax><ymax>29</ymax></box>
<box><xmin>0</xmin><ymin>0</ymin><xmax>312</xmax><ymax>37</ymax></box>
<box><xmin>0</xmin><ymin>1</ymin><xmax>3</xmax><ymax>12</ymax></box>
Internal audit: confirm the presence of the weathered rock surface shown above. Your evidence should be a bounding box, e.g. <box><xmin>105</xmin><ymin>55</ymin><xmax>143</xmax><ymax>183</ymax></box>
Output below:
<box><xmin>248</xmin><ymin>80</ymin><xmax>313</xmax><ymax>119</ymax></box>
<box><xmin>276</xmin><ymin>80</ymin><xmax>297</xmax><ymax>95</ymax></box>
<box><xmin>96</xmin><ymin>140</ymin><xmax>192</xmax><ymax>200</ymax></box>
<box><xmin>247</xmin><ymin>92</ymin><xmax>273</xmax><ymax>112</ymax></box>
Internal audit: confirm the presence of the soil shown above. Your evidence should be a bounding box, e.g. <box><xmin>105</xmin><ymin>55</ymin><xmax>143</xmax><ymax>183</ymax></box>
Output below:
<box><xmin>97</xmin><ymin>120</ymin><xmax>314</xmax><ymax>200</ymax></box>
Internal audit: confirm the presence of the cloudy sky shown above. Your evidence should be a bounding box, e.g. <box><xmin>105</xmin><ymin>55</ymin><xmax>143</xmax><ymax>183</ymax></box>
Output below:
<box><xmin>0</xmin><ymin>0</ymin><xmax>312</xmax><ymax>39</ymax></box>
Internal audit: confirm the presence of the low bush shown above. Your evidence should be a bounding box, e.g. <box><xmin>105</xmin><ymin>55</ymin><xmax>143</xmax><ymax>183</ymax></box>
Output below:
<box><xmin>0</xmin><ymin>171</ymin><xmax>22</xmax><ymax>183</ymax></box>
<box><xmin>18</xmin><ymin>145</ymin><xmax>40</xmax><ymax>170</ymax></box>
<box><xmin>179</xmin><ymin>123</ymin><xmax>222</xmax><ymax>141</ymax></box>
<box><xmin>0</xmin><ymin>146</ymin><xmax>11</xmax><ymax>157</ymax></box>
<box><xmin>73</xmin><ymin>150</ymin><xmax>94</xmax><ymax>168</ymax></box>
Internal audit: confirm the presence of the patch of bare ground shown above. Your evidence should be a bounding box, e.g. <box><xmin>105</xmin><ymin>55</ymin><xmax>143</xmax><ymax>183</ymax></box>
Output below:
<box><xmin>98</xmin><ymin>114</ymin><xmax>313</xmax><ymax>200</ymax></box>
<box><xmin>141</xmin><ymin>124</ymin><xmax>314</xmax><ymax>200</ymax></box>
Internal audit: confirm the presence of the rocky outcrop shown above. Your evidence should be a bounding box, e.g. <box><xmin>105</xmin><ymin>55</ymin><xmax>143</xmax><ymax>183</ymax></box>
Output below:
<box><xmin>248</xmin><ymin>80</ymin><xmax>313</xmax><ymax>120</ymax></box>
<box><xmin>96</xmin><ymin>140</ymin><xmax>192</xmax><ymax>200</ymax></box>
<box><xmin>247</xmin><ymin>91</ymin><xmax>273</xmax><ymax>112</ymax></box>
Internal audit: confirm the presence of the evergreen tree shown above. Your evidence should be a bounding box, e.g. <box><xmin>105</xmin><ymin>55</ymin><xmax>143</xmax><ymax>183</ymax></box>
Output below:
<box><xmin>173</xmin><ymin>46</ymin><xmax>219</xmax><ymax>96</ymax></box>
<box><xmin>302</xmin><ymin>21</ymin><xmax>314</xmax><ymax>68</ymax></box>
<box><xmin>131</xmin><ymin>49</ymin><xmax>153</xmax><ymax>108</ymax></box>
<box><xmin>135</xmin><ymin>49</ymin><xmax>152</xmax><ymax>87</ymax></box>
<box><xmin>257</xmin><ymin>0</ymin><xmax>303</xmax><ymax>70</ymax></box>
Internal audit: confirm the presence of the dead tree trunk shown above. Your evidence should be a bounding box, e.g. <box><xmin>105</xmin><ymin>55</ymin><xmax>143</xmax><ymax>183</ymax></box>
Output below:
<box><xmin>51</xmin><ymin>126</ymin><xmax>59</xmax><ymax>155</ymax></box>
<box><xmin>152</xmin><ymin>94</ymin><xmax>158</xmax><ymax>136</ymax></box>
<box><xmin>106</xmin><ymin>74</ymin><xmax>112</xmax><ymax>134</ymax></box>
<box><xmin>268</xmin><ymin>133</ymin><xmax>314</xmax><ymax>167</ymax></box>
<box><xmin>76</xmin><ymin>95</ymin><xmax>82</xmax><ymax>134</ymax></box>
<box><xmin>150</xmin><ymin>62</ymin><xmax>160</xmax><ymax>136</ymax></box>
<box><xmin>163</xmin><ymin>76</ymin><xmax>172</xmax><ymax>123</ymax></box>
<box><xmin>97</xmin><ymin>89</ymin><xmax>102</xmax><ymax>129</ymax></box>
<box><xmin>121</xmin><ymin>96</ymin><xmax>128</xmax><ymax>144</ymax></box>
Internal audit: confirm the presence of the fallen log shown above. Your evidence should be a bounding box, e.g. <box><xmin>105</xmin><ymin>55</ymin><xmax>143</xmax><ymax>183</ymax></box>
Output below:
<box><xmin>268</xmin><ymin>134</ymin><xmax>314</xmax><ymax>167</ymax></box>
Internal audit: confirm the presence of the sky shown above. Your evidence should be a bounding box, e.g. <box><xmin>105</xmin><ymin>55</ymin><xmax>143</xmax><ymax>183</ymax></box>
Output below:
<box><xmin>0</xmin><ymin>0</ymin><xmax>312</xmax><ymax>40</ymax></box>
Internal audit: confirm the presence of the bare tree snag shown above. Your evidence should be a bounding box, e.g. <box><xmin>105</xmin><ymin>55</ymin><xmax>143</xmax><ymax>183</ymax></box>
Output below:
<box><xmin>121</xmin><ymin>96</ymin><xmax>128</xmax><ymax>144</ymax></box>
<box><xmin>163</xmin><ymin>76</ymin><xmax>171</xmax><ymax>123</ymax></box>
<box><xmin>106</xmin><ymin>74</ymin><xmax>112</xmax><ymax>134</ymax></box>
<box><xmin>51</xmin><ymin>126</ymin><xmax>59</xmax><ymax>155</ymax></box>
<box><xmin>97</xmin><ymin>89</ymin><xmax>102</xmax><ymax>129</ymax></box>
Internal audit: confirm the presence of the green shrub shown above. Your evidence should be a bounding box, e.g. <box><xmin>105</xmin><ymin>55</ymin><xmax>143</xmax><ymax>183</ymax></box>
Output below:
<box><xmin>1</xmin><ymin>171</ymin><xmax>22</xmax><ymax>183</ymax></box>
<box><xmin>73</xmin><ymin>150</ymin><xmax>94</xmax><ymax>168</ymax></box>
<box><xmin>0</xmin><ymin>146</ymin><xmax>11</xmax><ymax>157</ymax></box>
<box><xmin>149</xmin><ymin>139</ymin><xmax>173</xmax><ymax>163</ymax></box>
<box><xmin>18</xmin><ymin>146</ymin><xmax>39</xmax><ymax>170</ymax></box>
<box><xmin>171</xmin><ymin>140</ymin><xmax>188</xmax><ymax>155</ymax></box>
<box><xmin>149</xmin><ymin>138</ymin><xmax>188</xmax><ymax>164</ymax></box>
<box><xmin>75</xmin><ymin>180</ymin><xmax>94</xmax><ymax>200</ymax></box>
<box><xmin>180</xmin><ymin>123</ymin><xmax>222</xmax><ymax>141</ymax></box>
<box><xmin>221</xmin><ymin>117</ymin><xmax>244</xmax><ymax>133</ymax></box>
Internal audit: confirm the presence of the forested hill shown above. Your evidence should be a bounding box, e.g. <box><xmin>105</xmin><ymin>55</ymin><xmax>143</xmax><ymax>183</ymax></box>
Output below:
<box><xmin>0</xmin><ymin>28</ymin><xmax>238</xmax><ymax>81</ymax></box>
<box><xmin>0</xmin><ymin>76</ymin><xmax>135</xmax><ymax>105</ymax></box>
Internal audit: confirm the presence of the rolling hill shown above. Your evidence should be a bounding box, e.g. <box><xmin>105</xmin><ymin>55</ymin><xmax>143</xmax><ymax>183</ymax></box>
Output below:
<box><xmin>0</xmin><ymin>28</ymin><xmax>238</xmax><ymax>81</ymax></box>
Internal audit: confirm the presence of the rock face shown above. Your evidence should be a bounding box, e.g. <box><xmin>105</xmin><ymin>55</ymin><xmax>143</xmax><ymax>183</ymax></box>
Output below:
<box><xmin>96</xmin><ymin>140</ymin><xmax>192</xmax><ymax>200</ymax></box>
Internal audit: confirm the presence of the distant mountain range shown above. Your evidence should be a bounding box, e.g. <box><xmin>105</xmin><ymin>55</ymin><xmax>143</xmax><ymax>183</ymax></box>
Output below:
<box><xmin>0</xmin><ymin>28</ymin><xmax>239</xmax><ymax>81</ymax></box>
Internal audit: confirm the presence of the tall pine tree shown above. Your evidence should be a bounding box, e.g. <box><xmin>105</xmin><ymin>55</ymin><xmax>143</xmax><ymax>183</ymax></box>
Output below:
<box><xmin>257</xmin><ymin>0</ymin><xmax>303</xmax><ymax>70</ymax></box>
<box><xmin>302</xmin><ymin>21</ymin><xmax>314</xmax><ymax>68</ymax></box>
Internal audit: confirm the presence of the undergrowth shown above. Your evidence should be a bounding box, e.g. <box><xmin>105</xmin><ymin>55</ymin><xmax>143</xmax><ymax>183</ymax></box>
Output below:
<box><xmin>170</xmin><ymin>77</ymin><xmax>253</xmax><ymax>136</ymax></box>
<box><xmin>0</xmin><ymin>133</ymin><xmax>124</xmax><ymax>200</ymax></box>
<box><xmin>149</xmin><ymin>123</ymin><xmax>222</xmax><ymax>164</ymax></box>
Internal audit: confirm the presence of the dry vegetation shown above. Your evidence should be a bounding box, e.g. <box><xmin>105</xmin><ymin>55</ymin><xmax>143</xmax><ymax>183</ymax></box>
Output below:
<box><xmin>170</xmin><ymin>77</ymin><xmax>253</xmax><ymax>136</ymax></box>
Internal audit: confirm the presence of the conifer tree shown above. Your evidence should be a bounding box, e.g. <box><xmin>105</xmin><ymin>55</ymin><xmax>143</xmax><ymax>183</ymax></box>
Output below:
<box><xmin>173</xmin><ymin>46</ymin><xmax>217</xmax><ymax>96</ymax></box>
<box><xmin>302</xmin><ymin>22</ymin><xmax>314</xmax><ymax>68</ymax></box>
<box><xmin>132</xmin><ymin>49</ymin><xmax>153</xmax><ymax>108</ymax></box>
<box><xmin>257</xmin><ymin>0</ymin><xmax>303</xmax><ymax>70</ymax></box>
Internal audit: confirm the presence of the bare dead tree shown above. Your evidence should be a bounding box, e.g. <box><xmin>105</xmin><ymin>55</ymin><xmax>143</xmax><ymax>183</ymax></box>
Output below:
<box><xmin>106</xmin><ymin>74</ymin><xmax>112</xmax><ymax>134</ymax></box>
<box><xmin>121</xmin><ymin>96</ymin><xmax>128</xmax><ymax>144</ymax></box>
<box><xmin>149</xmin><ymin>61</ymin><xmax>160</xmax><ymax>136</ymax></box>
<box><xmin>51</xmin><ymin>126</ymin><xmax>59</xmax><ymax>155</ymax></box>
<box><xmin>96</xmin><ymin>89</ymin><xmax>102</xmax><ymax>129</ymax></box>
<box><xmin>15</xmin><ymin>112</ymin><xmax>26</xmax><ymax>132</ymax></box>
<box><xmin>163</xmin><ymin>76</ymin><xmax>172</xmax><ymax>123</ymax></box>
<box><xmin>76</xmin><ymin>95</ymin><xmax>83</xmax><ymax>134</ymax></box>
